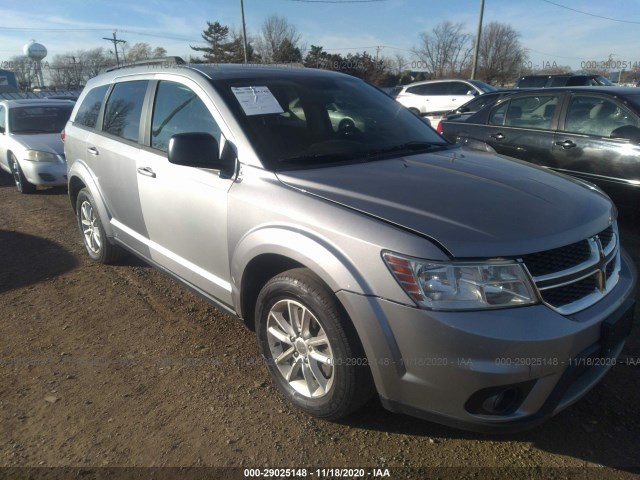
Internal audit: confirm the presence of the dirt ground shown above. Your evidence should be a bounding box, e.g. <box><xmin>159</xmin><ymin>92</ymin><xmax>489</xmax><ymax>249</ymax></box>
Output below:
<box><xmin>1</xmin><ymin>171</ymin><xmax>639</xmax><ymax>480</ymax></box>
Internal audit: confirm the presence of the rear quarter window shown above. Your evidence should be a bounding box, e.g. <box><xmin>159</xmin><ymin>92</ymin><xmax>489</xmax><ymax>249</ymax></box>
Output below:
<box><xmin>74</xmin><ymin>85</ymin><xmax>109</xmax><ymax>128</ymax></box>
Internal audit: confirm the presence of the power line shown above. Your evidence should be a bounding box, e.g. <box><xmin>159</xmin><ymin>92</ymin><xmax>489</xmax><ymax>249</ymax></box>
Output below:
<box><xmin>541</xmin><ymin>0</ymin><xmax>640</xmax><ymax>25</ymax></box>
<box><xmin>283</xmin><ymin>0</ymin><xmax>390</xmax><ymax>3</ymax></box>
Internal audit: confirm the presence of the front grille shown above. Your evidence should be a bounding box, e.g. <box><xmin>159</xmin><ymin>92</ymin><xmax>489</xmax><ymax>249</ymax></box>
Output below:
<box><xmin>522</xmin><ymin>223</ymin><xmax>620</xmax><ymax>315</ymax></box>
<box><xmin>523</xmin><ymin>240</ymin><xmax>592</xmax><ymax>277</ymax></box>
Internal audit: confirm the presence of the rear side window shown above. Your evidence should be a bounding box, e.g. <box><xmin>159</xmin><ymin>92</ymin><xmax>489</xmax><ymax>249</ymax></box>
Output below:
<box><xmin>103</xmin><ymin>80</ymin><xmax>148</xmax><ymax>142</ymax></box>
<box><xmin>406</xmin><ymin>83</ymin><xmax>447</xmax><ymax>95</ymax></box>
<box><xmin>490</xmin><ymin>95</ymin><xmax>558</xmax><ymax>129</ymax></box>
<box><xmin>74</xmin><ymin>85</ymin><xmax>109</xmax><ymax>128</ymax></box>
<box><xmin>516</xmin><ymin>77</ymin><xmax>548</xmax><ymax>88</ymax></box>
<box><xmin>448</xmin><ymin>82</ymin><xmax>473</xmax><ymax>96</ymax></box>
<box><xmin>151</xmin><ymin>81</ymin><xmax>222</xmax><ymax>153</ymax></box>
<box><xmin>0</xmin><ymin>105</ymin><xmax>5</xmax><ymax>132</ymax></box>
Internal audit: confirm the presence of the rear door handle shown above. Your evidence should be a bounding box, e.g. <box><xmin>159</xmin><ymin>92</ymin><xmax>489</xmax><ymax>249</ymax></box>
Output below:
<box><xmin>87</xmin><ymin>147</ymin><xmax>99</xmax><ymax>156</ymax></box>
<box><xmin>555</xmin><ymin>140</ymin><xmax>576</xmax><ymax>149</ymax></box>
<box><xmin>490</xmin><ymin>133</ymin><xmax>505</xmax><ymax>140</ymax></box>
<box><xmin>137</xmin><ymin>167</ymin><xmax>156</xmax><ymax>178</ymax></box>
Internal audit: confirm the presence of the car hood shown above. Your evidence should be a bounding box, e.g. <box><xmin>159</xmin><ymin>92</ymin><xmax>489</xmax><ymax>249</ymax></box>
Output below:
<box><xmin>276</xmin><ymin>149</ymin><xmax>614</xmax><ymax>258</ymax></box>
<box><xmin>11</xmin><ymin>133</ymin><xmax>64</xmax><ymax>156</ymax></box>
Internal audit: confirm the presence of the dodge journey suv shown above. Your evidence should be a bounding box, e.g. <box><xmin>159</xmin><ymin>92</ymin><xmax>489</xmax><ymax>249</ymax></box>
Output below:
<box><xmin>64</xmin><ymin>64</ymin><xmax>636</xmax><ymax>432</ymax></box>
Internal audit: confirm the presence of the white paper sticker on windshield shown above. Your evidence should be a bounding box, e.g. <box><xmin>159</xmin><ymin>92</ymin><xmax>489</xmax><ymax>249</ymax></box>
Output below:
<box><xmin>231</xmin><ymin>86</ymin><xmax>284</xmax><ymax>116</ymax></box>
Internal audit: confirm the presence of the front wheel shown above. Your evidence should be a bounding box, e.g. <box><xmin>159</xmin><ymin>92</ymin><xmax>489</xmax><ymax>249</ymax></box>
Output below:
<box><xmin>9</xmin><ymin>153</ymin><xmax>36</xmax><ymax>194</ymax></box>
<box><xmin>256</xmin><ymin>268</ymin><xmax>374</xmax><ymax>419</ymax></box>
<box><xmin>76</xmin><ymin>188</ymin><xmax>123</xmax><ymax>264</ymax></box>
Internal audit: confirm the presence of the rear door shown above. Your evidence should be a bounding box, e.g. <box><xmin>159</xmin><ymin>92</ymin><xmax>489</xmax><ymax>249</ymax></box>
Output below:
<box><xmin>552</xmin><ymin>93</ymin><xmax>640</xmax><ymax>200</ymax></box>
<box><xmin>460</xmin><ymin>93</ymin><xmax>561</xmax><ymax>166</ymax></box>
<box><xmin>135</xmin><ymin>79</ymin><xmax>235</xmax><ymax>305</ymax></box>
<box><xmin>86</xmin><ymin>80</ymin><xmax>151</xmax><ymax>253</ymax></box>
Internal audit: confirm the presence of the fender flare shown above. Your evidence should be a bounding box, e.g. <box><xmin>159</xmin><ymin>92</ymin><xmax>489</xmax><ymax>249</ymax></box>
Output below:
<box><xmin>231</xmin><ymin>224</ymin><xmax>374</xmax><ymax>314</ymax></box>
<box><xmin>68</xmin><ymin>160</ymin><xmax>115</xmax><ymax>238</ymax></box>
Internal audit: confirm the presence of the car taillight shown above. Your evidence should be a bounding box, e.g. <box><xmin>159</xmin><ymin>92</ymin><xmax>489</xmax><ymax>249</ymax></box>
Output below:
<box><xmin>436</xmin><ymin>120</ymin><xmax>443</xmax><ymax>134</ymax></box>
<box><xmin>60</xmin><ymin>129</ymin><xmax>65</xmax><ymax>143</ymax></box>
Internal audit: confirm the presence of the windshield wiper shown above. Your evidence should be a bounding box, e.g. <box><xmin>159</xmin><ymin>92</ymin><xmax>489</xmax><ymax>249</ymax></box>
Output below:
<box><xmin>365</xmin><ymin>141</ymin><xmax>437</xmax><ymax>158</ymax></box>
<box><xmin>279</xmin><ymin>152</ymin><xmax>356</xmax><ymax>166</ymax></box>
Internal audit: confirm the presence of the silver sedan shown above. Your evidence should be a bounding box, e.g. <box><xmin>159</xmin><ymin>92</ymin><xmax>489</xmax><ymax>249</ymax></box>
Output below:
<box><xmin>0</xmin><ymin>99</ymin><xmax>74</xmax><ymax>193</ymax></box>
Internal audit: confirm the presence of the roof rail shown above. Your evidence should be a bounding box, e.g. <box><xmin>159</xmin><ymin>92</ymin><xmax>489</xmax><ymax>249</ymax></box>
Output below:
<box><xmin>105</xmin><ymin>56</ymin><xmax>186</xmax><ymax>72</ymax></box>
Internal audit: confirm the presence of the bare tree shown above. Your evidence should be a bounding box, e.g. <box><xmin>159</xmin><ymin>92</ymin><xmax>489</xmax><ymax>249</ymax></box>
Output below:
<box><xmin>393</xmin><ymin>53</ymin><xmax>408</xmax><ymax>76</ymax></box>
<box><xmin>124</xmin><ymin>42</ymin><xmax>167</xmax><ymax>63</ymax></box>
<box><xmin>10</xmin><ymin>55</ymin><xmax>36</xmax><ymax>90</ymax></box>
<box><xmin>256</xmin><ymin>15</ymin><xmax>303</xmax><ymax>63</ymax></box>
<box><xmin>413</xmin><ymin>22</ymin><xmax>472</xmax><ymax>78</ymax></box>
<box><xmin>476</xmin><ymin>22</ymin><xmax>527</xmax><ymax>84</ymax></box>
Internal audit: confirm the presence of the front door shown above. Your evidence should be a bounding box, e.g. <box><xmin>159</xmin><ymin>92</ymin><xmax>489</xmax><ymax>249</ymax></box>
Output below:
<box><xmin>136</xmin><ymin>80</ymin><xmax>235</xmax><ymax>305</ymax></box>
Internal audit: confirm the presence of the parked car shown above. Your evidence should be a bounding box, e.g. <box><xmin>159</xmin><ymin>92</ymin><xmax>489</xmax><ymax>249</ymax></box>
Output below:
<box><xmin>435</xmin><ymin>89</ymin><xmax>518</xmax><ymax>133</ymax></box>
<box><xmin>394</xmin><ymin>79</ymin><xmax>497</xmax><ymax>116</ymax></box>
<box><xmin>0</xmin><ymin>99</ymin><xmax>74</xmax><ymax>193</ymax></box>
<box><xmin>515</xmin><ymin>74</ymin><xmax>613</xmax><ymax>88</ymax></box>
<box><xmin>440</xmin><ymin>86</ymin><xmax>640</xmax><ymax>208</ymax></box>
<box><xmin>64</xmin><ymin>65</ymin><xmax>635</xmax><ymax>432</ymax></box>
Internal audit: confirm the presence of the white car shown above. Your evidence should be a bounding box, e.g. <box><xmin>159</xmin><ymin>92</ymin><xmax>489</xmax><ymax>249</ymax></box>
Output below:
<box><xmin>0</xmin><ymin>99</ymin><xmax>74</xmax><ymax>193</ymax></box>
<box><xmin>394</xmin><ymin>79</ymin><xmax>496</xmax><ymax>116</ymax></box>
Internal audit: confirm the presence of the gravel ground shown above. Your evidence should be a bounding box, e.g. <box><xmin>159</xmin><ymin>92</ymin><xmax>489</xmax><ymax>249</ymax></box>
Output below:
<box><xmin>0</xmin><ymin>171</ymin><xmax>639</xmax><ymax>480</ymax></box>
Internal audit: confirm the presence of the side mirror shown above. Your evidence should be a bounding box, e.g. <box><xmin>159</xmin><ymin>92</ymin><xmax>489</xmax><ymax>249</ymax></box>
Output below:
<box><xmin>168</xmin><ymin>132</ymin><xmax>235</xmax><ymax>178</ymax></box>
<box><xmin>458</xmin><ymin>106</ymin><xmax>470</xmax><ymax>113</ymax></box>
<box><xmin>467</xmin><ymin>90</ymin><xmax>479</xmax><ymax>96</ymax></box>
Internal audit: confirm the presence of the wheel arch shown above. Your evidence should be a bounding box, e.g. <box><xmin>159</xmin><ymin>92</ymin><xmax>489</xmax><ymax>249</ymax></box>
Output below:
<box><xmin>67</xmin><ymin>161</ymin><xmax>115</xmax><ymax>237</ymax></box>
<box><xmin>234</xmin><ymin>226</ymin><xmax>370</xmax><ymax>331</ymax></box>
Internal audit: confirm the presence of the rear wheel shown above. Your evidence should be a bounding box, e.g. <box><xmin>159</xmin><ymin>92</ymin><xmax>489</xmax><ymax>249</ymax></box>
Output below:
<box><xmin>256</xmin><ymin>268</ymin><xmax>374</xmax><ymax>419</ymax></box>
<box><xmin>76</xmin><ymin>188</ymin><xmax>123</xmax><ymax>264</ymax></box>
<box><xmin>9</xmin><ymin>153</ymin><xmax>36</xmax><ymax>194</ymax></box>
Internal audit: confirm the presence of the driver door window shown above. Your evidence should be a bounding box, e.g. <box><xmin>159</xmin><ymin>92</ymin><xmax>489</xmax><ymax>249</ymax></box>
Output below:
<box><xmin>151</xmin><ymin>81</ymin><xmax>222</xmax><ymax>154</ymax></box>
<box><xmin>563</xmin><ymin>95</ymin><xmax>640</xmax><ymax>138</ymax></box>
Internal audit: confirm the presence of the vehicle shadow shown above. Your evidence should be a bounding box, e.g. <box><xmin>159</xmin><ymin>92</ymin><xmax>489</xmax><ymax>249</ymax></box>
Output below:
<box><xmin>0</xmin><ymin>229</ymin><xmax>79</xmax><ymax>294</ymax></box>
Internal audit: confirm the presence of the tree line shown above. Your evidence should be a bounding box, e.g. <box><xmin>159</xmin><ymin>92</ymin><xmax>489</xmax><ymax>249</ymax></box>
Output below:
<box><xmin>6</xmin><ymin>15</ymin><xmax>633</xmax><ymax>91</ymax></box>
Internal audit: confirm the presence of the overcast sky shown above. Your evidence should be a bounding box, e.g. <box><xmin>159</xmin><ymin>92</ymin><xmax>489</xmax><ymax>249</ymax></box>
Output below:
<box><xmin>1</xmin><ymin>0</ymin><xmax>639</xmax><ymax>71</ymax></box>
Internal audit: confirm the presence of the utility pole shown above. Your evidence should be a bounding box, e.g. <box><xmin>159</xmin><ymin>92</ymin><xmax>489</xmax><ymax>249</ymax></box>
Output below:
<box><xmin>240</xmin><ymin>0</ymin><xmax>249</xmax><ymax>63</ymax></box>
<box><xmin>103</xmin><ymin>31</ymin><xmax>127</xmax><ymax>66</ymax></box>
<box><xmin>470</xmin><ymin>0</ymin><xmax>485</xmax><ymax>80</ymax></box>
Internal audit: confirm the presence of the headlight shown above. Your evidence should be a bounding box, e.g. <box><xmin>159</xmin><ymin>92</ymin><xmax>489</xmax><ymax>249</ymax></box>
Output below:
<box><xmin>24</xmin><ymin>150</ymin><xmax>58</xmax><ymax>162</ymax></box>
<box><xmin>383</xmin><ymin>252</ymin><xmax>538</xmax><ymax>310</ymax></box>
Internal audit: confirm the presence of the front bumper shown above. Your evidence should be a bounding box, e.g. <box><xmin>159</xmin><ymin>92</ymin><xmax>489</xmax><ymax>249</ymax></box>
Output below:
<box><xmin>20</xmin><ymin>158</ymin><xmax>67</xmax><ymax>187</ymax></box>
<box><xmin>337</xmin><ymin>249</ymin><xmax>636</xmax><ymax>432</ymax></box>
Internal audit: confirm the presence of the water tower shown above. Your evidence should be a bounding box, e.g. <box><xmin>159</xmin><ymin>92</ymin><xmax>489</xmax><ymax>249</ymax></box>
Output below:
<box><xmin>23</xmin><ymin>40</ymin><xmax>47</xmax><ymax>89</ymax></box>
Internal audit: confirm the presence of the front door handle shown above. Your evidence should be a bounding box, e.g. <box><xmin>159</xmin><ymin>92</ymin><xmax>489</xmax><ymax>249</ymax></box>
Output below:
<box><xmin>555</xmin><ymin>140</ymin><xmax>576</xmax><ymax>149</ymax></box>
<box><xmin>137</xmin><ymin>167</ymin><xmax>156</xmax><ymax>178</ymax></box>
<box><xmin>87</xmin><ymin>147</ymin><xmax>99</xmax><ymax>156</ymax></box>
<box><xmin>490</xmin><ymin>133</ymin><xmax>505</xmax><ymax>140</ymax></box>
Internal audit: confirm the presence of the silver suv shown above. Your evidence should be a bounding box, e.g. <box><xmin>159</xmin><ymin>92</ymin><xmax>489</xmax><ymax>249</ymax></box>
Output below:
<box><xmin>64</xmin><ymin>64</ymin><xmax>636</xmax><ymax>432</ymax></box>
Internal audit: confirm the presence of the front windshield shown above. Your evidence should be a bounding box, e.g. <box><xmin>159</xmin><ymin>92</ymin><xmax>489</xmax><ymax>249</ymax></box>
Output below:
<box><xmin>214</xmin><ymin>72</ymin><xmax>449</xmax><ymax>170</ymax></box>
<box><xmin>593</xmin><ymin>75</ymin><xmax>614</xmax><ymax>86</ymax></box>
<box><xmin>9</xmin><ymin>105</ymin><xmax>74</xmax><ymax>134</ymax></box>
<box><xmin>468</xmin><ymin>80</ymin><xmax>497</xmax><ymax>93</ymax></box>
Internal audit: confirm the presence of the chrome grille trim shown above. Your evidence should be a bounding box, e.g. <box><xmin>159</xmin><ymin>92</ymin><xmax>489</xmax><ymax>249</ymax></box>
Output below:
<box><xmin>522</xmin><ymin>223</ymin><xmax>620</xmax><ymax>315</ymax></box>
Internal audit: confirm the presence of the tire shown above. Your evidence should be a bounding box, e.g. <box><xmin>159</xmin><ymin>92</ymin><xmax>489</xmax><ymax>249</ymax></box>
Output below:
<box><xmin>76</xmin><ymin>188</ymin><xmax>123</xmax><ymax>264</ymax></box>
<box><xmin>9</xmin><ymin>153</ymin><xmax>36</xmax><ymax>194</ymax></box>
<box><xmin>256</xmin><ymin>268</ymin><xmax>374</xmax><ymax>420</ymax></box>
